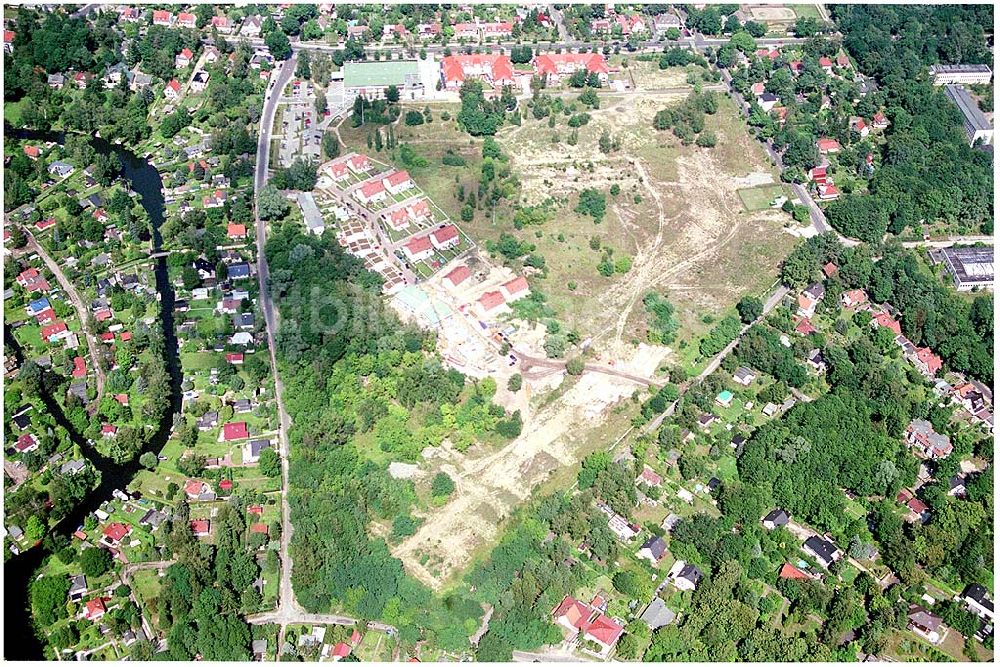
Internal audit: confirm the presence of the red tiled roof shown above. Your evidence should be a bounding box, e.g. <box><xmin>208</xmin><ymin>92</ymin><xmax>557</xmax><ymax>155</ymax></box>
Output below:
<box><xmin>227</xmin><ymin>223</ymin><xmax>247</xmax><ymax>238</ymax></box>
<box><xmin>843</xmin><ymin>289</ymin><xmax>867</xmax><ymax>306</ymax></box>
<box><xmin>185</xmin><ymin>479</ymin><xmax>205</xmax><ymax>496</ymax></box>
<box><xmin>817</xmin><ymin>137</ymin><xmax>841</xmax><ymax>153</ymax></box>
<box><xmin>818</xmin><ymin>56</ymin><xmax>833</xmax><ymax>67</ymax></box>
<box><xmin>444</xmin><ymin>265</ymin><xmax>471</xmax><ymax>286</ymax></box>
<box><xmin>102</xmin><ymin>522</ymin><xmax>131</xmax><ymax>542</ymax></box>
<box><xmin>907</xmin><ymin>497</ymin><xmax>929</xmax><ymax>514</ymax></box>
<box><xmin>384</xmin><ymin>170</ymin><xmax>412</xmax><ymax>188</ymax></box>
<box><xmin>584</xmin><ymin>613</ymin><xmax>624</xmax><ymax>647</ymax></box>
<box><xmin>331</xmin><ymin>643</ymin><xmax>351</xmax><ymax>658</ymax></box>
<box><xmin>502</xmin><ymin>276</ymin><xmax>529</xmax><ymax>296</ymax></box>
<box><xmin>115</xmin><ymin>393</ymin><xmax>129</xmax><ymax>406</ymax></box>
<box><xmin>535</xmin><ymin>52</ymin><xmax>609</xmax><ymax>76</ymax></box>
<box><xmin>794</xmin><ymin>318</ymin><xmax>816</xmax><ymax>335</ymax></box>
<box><xmin>41</xmin><ymin>321</ymin><xmax>68</xmax><ymax>340</ymax></box>
<box><xmin>553</xmin><ymin>595</ymin><xmax>591</xmax><ymax>629</ymax></box>
<box><xmin>247</xmin><ymin>504</ymin><xmax>264</xmax><ymax>515</ymax></box>
<box><xmin>34</xmin><ymin>307</ymin><xmax>57</xmax><ymax>324</ymax></box>
<box><xmin>779</xmin><ymin>562</ymin><xmax>811</xmax><ymax>580</ymax></box>
<box><xmin>226</xmin><ymin>353</ymin><xmax>244</xmax><ymax>363</ymax></box>
<box><xmin>219</xmin><ymin>479</ymin><xmax>233</xmax><ymax>491</ymax></box>
<box><xmin>23</xmin><ymin>145</ymin><xmax>40</xmax><ymax>158</ymax></box>
<box><xmin>872</xmin><ymin>311</ymin><xmax>902</xmax><ymax>335</ymax></box>
<box><xmin>441</xmin><ymin>54</ymin><xmax>514</xmax><ymax>85</ymax></box>
<box><xmin>153</xmin><ymin>10</ymin><xmax>172</xmax><ymax>22</ymax></box>
<box><xmin>431</xmin><ymin>224</ymin><xmax>459</xmax><ymax>246</ymax></box>
<box><xmin>478</xmin><ymin>290</ymin><xmax>505</xmax><ymax>312</ymax></box>
<box><xmin>166</xmin><ymin>79</ymin><xmax>182</xmax><ymax>93</ymax></box>
<box><xmin>359</xmin><ymin>179</ymin><xmax>385</xmax><ymax>198</ymax></box>
<box><xmin>15</xmin><ymin>433</ymin><xmax>38</xmax><ymax>452</ymax></box>
<box><xmin>36</xmin><ymin>217</ymin><xmax>56</xmax><ymax>231</ymax></box>
<box><xmin>180</xmin><ymin>48</ymin><xmax>193</xmax><ymax>59</ymax></box>
<box><xmin>84</xmin><ymin>597</ymin><xmax>107</xmax><ymax>619</ymax></box>
<box><xmin>190</xmin><ymin>519</ymin><xmax>210</xmax><ymax>534</ymax></box>
<box><xmin>222</xmin><ymin>421</ymin><xmax>249</xmax><ymax>441</ymax></box>
<box><xmin>102</xmin><ymin>423</ymin><xmax>118</xmax><ymax>435</ymax></box>
<box><xmin>916</xmin><ymin>348</ymin><xmax>942</xmax><ymax>375</ymax></box>
<box><xmin>72</xmin><ymin>356</ymin><xmax>87</xmax><ymax>378</ymax></box>
<box><xmin>250</xmin><ymin>522</ymin><xmax>269</xmax><ymax>534</ymax></box>
<box><xmin>822</xmin><ymin>262</ymin><xmax>838</xmax><ymax>278</ymax></box>
<box><xmin>404</xmin><ymin>235</ymin><xmax>433</xmax><ymax>255</ymax></box>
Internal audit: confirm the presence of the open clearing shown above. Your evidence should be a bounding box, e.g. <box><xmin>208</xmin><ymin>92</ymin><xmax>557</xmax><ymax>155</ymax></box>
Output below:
<box><xmin>349</xmin><ymin>92</ymin><xmax>796</xmax><ymax>585</ymax></box>
<box><xmin>738</xmin><ymin>183</ymin><xmax>789</xmax><ymax>211</ymax></box>
<box><xmin>391</xmin><ymin>366</ymin><xmax>649</xmax><ymax>590</ymax></box>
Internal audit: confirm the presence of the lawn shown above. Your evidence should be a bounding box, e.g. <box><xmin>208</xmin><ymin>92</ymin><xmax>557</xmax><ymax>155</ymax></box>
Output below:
<box><xmin>737</xmin><ymin>184</ymin><xmax>788</xmax><ymax>212</ymax></box>
<box><xmin>354</xmin><ymin>631</ymin><xmax>393</xmax><ymax>662</ymax></box>
<box><xmin>715</xmin><ymin>454</ymin><xmax>738</xmax><ymax>481</ymax></box>
<box><xmin>844</xmin><ymin>497</ymin><xmax>867</xmax><ymax>521</ymax></box>
<box><xmin>789</xmin><ymin>4</ymin><xmax>824</xmax><ymax>21</ymax></box>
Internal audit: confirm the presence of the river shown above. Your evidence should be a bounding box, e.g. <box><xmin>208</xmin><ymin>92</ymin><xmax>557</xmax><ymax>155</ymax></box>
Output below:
<box><xmin>4</xmin><ymin>126</ymin><xmax>182</xmax><ymax>660</ymax></box>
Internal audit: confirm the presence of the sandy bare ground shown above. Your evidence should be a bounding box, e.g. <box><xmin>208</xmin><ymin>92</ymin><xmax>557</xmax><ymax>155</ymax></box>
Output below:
<box><xmin>392</xmin><ymin>370</ymin><xmax>643</xmax><ymax>589</ymax></box>
<box><xmin>498</xmin><ymin>93</ymin><xmax>790</xmax><ymax>364</ymax></box>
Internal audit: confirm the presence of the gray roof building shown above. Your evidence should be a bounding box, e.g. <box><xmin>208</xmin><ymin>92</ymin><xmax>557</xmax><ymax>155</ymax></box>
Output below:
<box><xmin>640</xmin><ymin>598</ymin><xmax>677</xmax><ymax>629</ymax></box>
<box><xmin>943</xmin><ymin>84</ymin><xmax>993</xmax><ymax>147</ymax></box>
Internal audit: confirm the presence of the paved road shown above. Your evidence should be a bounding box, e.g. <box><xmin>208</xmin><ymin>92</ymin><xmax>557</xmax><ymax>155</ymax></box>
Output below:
<box><xmin>257</xmin><ymin>35</ymin><xmax>807</xmax><ymax>58</ymax></box>
<box><xmin>902</xmin><ymin>236</ymin><xmax>995</xmax><ymax>248</ymax></box>
<box><xmin>253</xmin><ymin>54</ymin><xmax>301</xmax><ymax>650</ymax></box>
<box><xmin>717</xmin><ymin>66</ymin><xmax>838</xmax><ymax>239</ymax></box>
<box><xmin>22</xmin><ymin>227</ymin><xmax>107</xmax><ymax>401</ymax></box>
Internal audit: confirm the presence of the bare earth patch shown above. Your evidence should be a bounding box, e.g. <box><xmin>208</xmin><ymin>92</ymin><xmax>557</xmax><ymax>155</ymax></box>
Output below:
<box><xmin>392</xmin><ymin>370</ymin><xmax>642</xmax><ymax>589</ymax></box>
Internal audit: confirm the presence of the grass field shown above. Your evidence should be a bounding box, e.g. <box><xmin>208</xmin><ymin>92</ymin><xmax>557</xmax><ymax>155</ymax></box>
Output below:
<box><xmin>844</xmin><ymin>497</ymin><xmax>867</xmax><ymax>520</ymax></box>
<box><xmin>788</xmin><ymin>4</ymin><xmax>824</xmax><ymax>21</ymax></box>
<box><xmin>738</xmin><ymin>184</ymin><xmax>788</xmax><ymax>211</ymax></box>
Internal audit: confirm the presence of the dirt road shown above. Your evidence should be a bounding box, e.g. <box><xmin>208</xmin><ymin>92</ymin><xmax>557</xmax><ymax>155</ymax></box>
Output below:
<box><xmin>23</xmin><ymin>228</ymin><xmax>106</xmax><ymax>401</ymax></box>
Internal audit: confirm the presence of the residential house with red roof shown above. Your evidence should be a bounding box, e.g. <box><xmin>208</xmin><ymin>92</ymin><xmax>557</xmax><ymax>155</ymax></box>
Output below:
<box><xmin>354</xmin><ymin>179</ymin><xmax>386</xmax><ymax>205</ymax></box>
<box><xmin>34</xmin><ymin>308</ymin><xmax>57</xmax><ymax>325</ymax></box>
<box><xmin>72</xmin><ymin>356</ymin><xmax>87</xmax><ymax>378</ymax></box>
<box><xmin>912</xmin><ymin>347</ymin><xmax>943</xmax><ymax>377</ymax></box>
<box><xmin>407</xmin><ymin>199</ymin><xmax>431</xmax><ymax>221</ymax></box>
<box><xmin>818</xmin><ymin>56</ymin><xmax>834</xmax><ymax>73</ymax></box>
<box><xmin>440</xmin><ymin>54</ymin><xmax>515</xmax><ymax>90</ymax></box>
<box><xmin>152</xmin><ymin>10</ymin><xmax>174</xmax><ymax>26</ymax></box>
<box><xmin>481</xmin><ymin>21</ymin><xmax>513</xmax><ymax>38</ymax></box>
<box><xmin>175</xmin><ymin>47</ymin><xmax>194</xmax><ymax>68</ymax></box>
<box><xmin>15</xmin><ymin>433</ymin><xmax>40</xmax><ymax>453</ymax></box>
<box><xmin>402</xmin><ymin>235</ymin><xmax>434</xmax><ymax>262</ymax></box>
<box><xmin>23</xmin><ymin>145</ymin><xmax>40</xmax><ymax>159</ymax></box>
<box><xmin>41</xmin><ymin>321</ymin><xmax>69</xmax><ymax>343</ymax></box>
<box><xmin>501</xmin><ymin>276</ymin><xmax>529</xmax><ymax>301</ymax></box>
<box><xmin>430</xmin><ymin>224</ymin><xmax>459</xmax><ymax>251</ymax></box>
<box><xmin>226</xmin><ymin>352</ymin><xmax>244</xmax><ymax>365</ymax></box>
<box><xmin>382</xmin><ymin>170</ymin><xmax>414</xmax><ymax>195</ymax></box>
<box><xmin>211</xmin><ymin>15</ymin><xmax>232</xmax><ymax>32</ymax></box>
<box><xmin>871</xmin><ymin>311</ymin><xmax>902</xmax><ymax>336</ymax></box>
<box><xmin>779</xmin><ymin>563</ymin><xmax>812</xmax><ymax>580</ymax></box>
<box><xmin>452</xmin><ymin>22</ymin><xmax>480</xmax><ymax>39</ymax></box>
<box><xmin>165</xmin><ymin>79</ymin><xmax>182</xmax><ymax>100</ymax></box>
<box><xmin>222</xmin><ymin>422</ymin><xmax>249</xmax><ymax>441</ymax></box>
<box><xmin>849</xmin><ymin>116</ymin><xmax>870</xmax><ymax>138</ymax></box>
<box><xmin>17</xmin><ymin>268</ymin><xmax>50</xmax><ymax>292</ymax></box>
<box><xmin>841</xmin><ymin>289</ymin><xmax>868</xmax><ymax>309</ymax></box>
<box><xmin>177</xmin><ymin>12</ymin><xmax>196</xmax><ymax>28</ymax></box>
<box><xmin>477</xmin><ymin>290</ymin><xmax>506</xmax><ymax>317</ymax></box>
<box><xmin>184</xmin><ymin>479</ymin><xmax>211</xmax><ymax>498</ymax></box>
<box><xmin>102</xmin><ymin>522</ymin><xmax>132</xmax><ymax>546</ymax></box>
<box><xmin>346</xmin><ymin>153</ymin><xmax>372</xmax><ymax>174</ymax></box>
<box><xmin>443</xmin><ymin>265</ymin><xmax>471</xmax><ymax>289</ymax></box>
<box><xmin>872</xmin><ymin>111</ymin><xmax>889</xmax><ymax>130</ymax></box>
<box><xmin>35</xmin><ymin>217</ymin><xmax>57</xmax><ymax>232</ymax></box>
<box><xmin>534</xmin><ymin>52</ymin><xmax>610</xmax><ymax>84</ymax></box>
<box><xmin>4</xmin><ymin>29</ymin><xmax>15</xmax><ymax>53</ymax></box>
<box><xmin>817</xmin><ymin>137</ymin><xmax>841</xmax><ymax>154</ymax></box>
<box><xmin>190</xmin><ymin>519</ymin><xmax>211</xmax><ymax>537</ymax></box>
<box><xmin>227</xmin><ymin>223</ymin><xmax>247</xmax><ymax>239</ymax></box>
<box><xmin>102</xmin><ymin>424</ymin><xmax>118</xmax><ymax>438</ymax></box>
<box><xmin>250</xmin><ymin>522</ymin><xmax>269</xmax><ymax>535</ymax></box>
<box><xmin>816</xmin><ymin>183</ymin><xmax>840</xmax><ymax>201</ymax></box>
<box><xmin>384</xmin><ymin>207</ymin><xmax>412</xmax><ymax>231</ymax></box>
<box><xmin>82</xmin><ymin>597</ymin><xmax>108</xmax><ymax>621</ymax></box>
<box><xmin>794</xmin><ymin>318</ymin><xmax>816</xmax><ymax>336</ymax></box>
